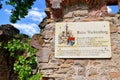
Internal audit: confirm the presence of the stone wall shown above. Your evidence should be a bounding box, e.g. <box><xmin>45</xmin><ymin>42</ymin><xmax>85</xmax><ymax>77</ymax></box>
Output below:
<box><xmin>45</xmin><ymin>0</ymin><xmax>120</xmax><ymax>21</ymax></box>
<box><xmin>30</xmin><ymin>1</ymin><xmax>120</xmax><ymax>80</ymax></box>
<box><xmin>30</xmin><ymin>14</ymin><xmax>120</xmax><ymax>80</ymax></box>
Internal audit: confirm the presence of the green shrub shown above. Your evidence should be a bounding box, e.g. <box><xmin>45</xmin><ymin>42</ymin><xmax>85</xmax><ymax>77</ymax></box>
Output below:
<box><xmin>4</xmin><ymin>38</ymin><xmax>42</xmax><ymax>80</ymax></box>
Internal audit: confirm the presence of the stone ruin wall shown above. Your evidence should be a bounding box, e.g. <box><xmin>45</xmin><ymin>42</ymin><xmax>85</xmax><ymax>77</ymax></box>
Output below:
<box><xmin>30</xmin><ymin>0</ymin><xmax>120</xmax><ymax>80</ymax></box>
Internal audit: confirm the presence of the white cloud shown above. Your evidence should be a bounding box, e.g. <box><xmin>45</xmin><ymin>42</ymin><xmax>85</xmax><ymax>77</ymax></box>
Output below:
<box><xmin>4</xmin><ymin>7</ymin><xmax>46</xmax><ymax>22</ymax></box>
<box><xmin>12</xmin><ymin>23</ymin><xmax>40</xmax><ymax>37</ymax></box>
<box><xmin>27</xmin><ymin>11</ymin><xmax>46</xmax><ymax>22</ymax></box>
<box><xmin>107</xmin><ymin>6</ymin><xmax>112</xmax><ymax>13</ymax></box>
<box><xmin>26</xmin><ymin>8</ymin><xmax>46</xmax><ymax>22</ymax></box>
<box><xmin>4</xmin><ymin>9</ymin><xmax>11</xmax><ymax>14</ymax></box>
<box><xmin>32</xmin><ymin>7</ymin><xmax>39</xmax><ymax>11</ymax></box>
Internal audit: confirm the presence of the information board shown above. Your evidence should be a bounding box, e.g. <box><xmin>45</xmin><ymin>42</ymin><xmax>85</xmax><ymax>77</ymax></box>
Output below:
<box><xmin>55</xmin><ymin>21</ymin><xmax>111</xmax><ymax>58</ymax></box>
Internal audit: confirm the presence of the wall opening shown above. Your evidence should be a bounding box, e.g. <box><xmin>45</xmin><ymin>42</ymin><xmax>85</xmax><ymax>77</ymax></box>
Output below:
<box><xmin>107</xmin><ymin>5</ymin><xmax>119</xmax><ymax>13</ymax></box>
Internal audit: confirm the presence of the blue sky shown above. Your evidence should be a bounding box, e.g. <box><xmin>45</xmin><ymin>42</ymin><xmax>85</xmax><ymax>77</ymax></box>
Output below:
<box><xmin>108</xmin><ymin>5</ymin><xmax>119</xmax><ymax>13</ymax></box>
<box><xmin>0</xmin><ymin>0</ymin><xmax>119</xmax><ymax>37</ymax></box>
<box><xmin>0</xmin><ymin>0</ymin><xmax>46</xmax><ymax>37</ymax></box>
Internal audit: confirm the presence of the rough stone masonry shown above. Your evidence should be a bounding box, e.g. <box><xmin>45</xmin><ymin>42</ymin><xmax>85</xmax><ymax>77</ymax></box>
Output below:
<box><xmin>30</xmin><ymin>0</ymin><xmax>120</xmax><ymax>80</ymax></box>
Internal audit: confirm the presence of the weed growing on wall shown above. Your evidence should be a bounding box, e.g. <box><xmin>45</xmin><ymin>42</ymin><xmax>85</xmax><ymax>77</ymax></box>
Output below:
<box><xmin>4</xmin><ymin>38</ymin><xmax>42</xmax><ymax>80</ymax></box>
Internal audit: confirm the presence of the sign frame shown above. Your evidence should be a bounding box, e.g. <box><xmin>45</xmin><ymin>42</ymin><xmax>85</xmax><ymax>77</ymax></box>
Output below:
<box><xmin>55</xmin><ymin>21</ymin><xmax>112</xmax><ymax>58</ymax></box>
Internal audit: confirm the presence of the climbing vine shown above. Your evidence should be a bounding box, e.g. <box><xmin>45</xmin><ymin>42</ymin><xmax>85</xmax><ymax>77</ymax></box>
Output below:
<box><xmin>4</xmin><ymin>38</ymin><xmax>42</xmax><ymax>80</ymax></box>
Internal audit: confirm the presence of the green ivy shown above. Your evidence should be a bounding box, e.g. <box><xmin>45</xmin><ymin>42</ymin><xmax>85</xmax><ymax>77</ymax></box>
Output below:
<box><xmin>4</xmin><ymin>38</ymin><xmax>42</xmax><ymax>80</ymax></box>
<box><xmin>5</xmin><ymin>0</ymin><xmax>36</xmax><ymax>23</ymax></box>
<box><xmin>28</xmin><ymin>73</ymin><xmax>42</xmax><ymax>80</ymax></box>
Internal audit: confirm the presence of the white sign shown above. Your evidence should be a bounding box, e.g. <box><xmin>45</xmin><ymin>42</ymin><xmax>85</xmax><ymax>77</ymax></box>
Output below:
<box><xmin>55</xmin><ymin>21</ymin><xmax>111</xmax><ymax>58</ymax></box>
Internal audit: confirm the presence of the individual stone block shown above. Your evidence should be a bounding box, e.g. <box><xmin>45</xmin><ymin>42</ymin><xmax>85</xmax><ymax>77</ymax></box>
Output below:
<box><xmin>36</xmin><ymin>47</ymin><xmax>51</xmax><ymax>63</ymax></box>
<box><xmin>41</xmin><ymin>69</ymin><xmax>54</xmax><ymax>75</ymax></box>
<box><xmin>63</xmin><ymin>12</ymin><xmax>73</xmax><ymax>19</ymax></box>
<box><xmin>110</xmin><ymin>22</ymin><xmax>118</xmax><ymax>33</ymax></box>
<box><xmin>73</xmin><ymin>10</ymin><xmax>88</xmax><ymax>17</ymax></box>
<box><xmin>30</xmin><ymin>34</ymin><xmax>43</xmax><ymax>49</ymax></box>
<box><xmin>39</xmin><ymin>63</ymin><xmax>59</xmax><ymax>69</ymax></box>
<box><xmin>60</xmin><ymin>64</ymin><xmax>71</xmax><ymax>68</ymax></box>
<box><xmin>109</xmin><ymin>72</ymin><xmax>120</xmax><ymax>79</ymax></box>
